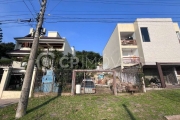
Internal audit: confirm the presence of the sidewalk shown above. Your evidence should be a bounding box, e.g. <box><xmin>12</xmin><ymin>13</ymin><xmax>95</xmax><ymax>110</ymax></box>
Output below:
<box><xmin>0</xmin><ymin>99</ymin><xmax>19</xmax><ymax>108</ymax></box>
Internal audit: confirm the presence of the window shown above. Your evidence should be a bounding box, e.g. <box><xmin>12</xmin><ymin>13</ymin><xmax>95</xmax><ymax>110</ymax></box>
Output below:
<box><xmin>140</xmin><ymin>27</ymin><xmax>150</xmax><ymax>42</ymax></box>
<box><xmin>21</xmin><ymin>42</ymin><xmax>32</xmax><ymax>48</ymax></box>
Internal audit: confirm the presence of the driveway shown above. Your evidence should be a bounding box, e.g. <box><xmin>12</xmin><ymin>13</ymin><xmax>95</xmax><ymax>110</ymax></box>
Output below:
<box><xmin>0</xmin><ymin>99</ymin><xmax>19</xmax><ymax>108</ymax></box>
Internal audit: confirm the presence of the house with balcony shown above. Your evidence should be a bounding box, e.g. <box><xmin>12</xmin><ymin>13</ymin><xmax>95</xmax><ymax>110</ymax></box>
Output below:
<box><xmin>103</xmin><ymin>18</ymin><xmax>180</xmax><ymax>88</ymax></box>
<box><xmin>0</xmin><ymin>28</ymin><xmax>75</xmax><ymax>99</ymax></box>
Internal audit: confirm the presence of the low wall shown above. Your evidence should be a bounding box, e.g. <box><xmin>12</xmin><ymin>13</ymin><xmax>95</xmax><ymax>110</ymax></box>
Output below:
<box><xmin>1</xmin><ymin>91</ymin><xmax>21</xmax><ymax>99</ymax></box>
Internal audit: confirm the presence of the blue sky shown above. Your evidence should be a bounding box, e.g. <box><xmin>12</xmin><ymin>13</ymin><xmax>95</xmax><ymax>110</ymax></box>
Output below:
<box><xmin>1</xmin><ymin>0</ymin><xmax>180</xmax><ymax>55</ymax></box>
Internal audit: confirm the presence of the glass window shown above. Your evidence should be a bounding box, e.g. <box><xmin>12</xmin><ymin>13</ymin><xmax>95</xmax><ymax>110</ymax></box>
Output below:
<box><xmin>140</xmin><ymin>27</ymin><xmax>150</xmax><ymax>42</ymax></box>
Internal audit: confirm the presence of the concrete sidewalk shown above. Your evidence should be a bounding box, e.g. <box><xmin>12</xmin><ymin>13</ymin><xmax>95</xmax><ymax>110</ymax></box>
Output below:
<box><xmin>165</xmin><ymin>115</ymin><xmax>180</xmax><ymax>120</ymax></box>
<box><xmin>0</xmin><ymin>99</ymin><xmax>19</xmax><ymax>108</ymax></box>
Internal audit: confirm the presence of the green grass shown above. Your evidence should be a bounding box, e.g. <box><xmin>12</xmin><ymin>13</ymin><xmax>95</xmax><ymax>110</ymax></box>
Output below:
<box><xmin>1</xmin><ymin>89</ymin><xmax>180</xmax><ymax>120</ymax></box>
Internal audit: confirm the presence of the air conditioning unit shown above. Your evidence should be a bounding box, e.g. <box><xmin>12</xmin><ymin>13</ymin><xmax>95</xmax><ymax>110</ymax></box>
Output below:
<box><xmin>42</xmin><ymin>28</ymin><xmax>46</xmax><ymax>35</ymax></box>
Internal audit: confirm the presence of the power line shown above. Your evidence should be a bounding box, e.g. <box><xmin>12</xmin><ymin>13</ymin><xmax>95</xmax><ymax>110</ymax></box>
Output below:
<box><xmin>28</xmin><ymin>0</ymin><xmax>37</xmax><ymax>14</ymax></box>
<box><xmin>44</xmin><ymin>20</ymin><xmax>180</xmax><ymax>23</ymax></box>
<box><xmin>0</xmin><ymin>0</ymin><xmax>22</xmax><ymax>4</ymax></box>
<box><xmin>56</xmin><ymin>0</ymin><xmax>180</xmax><ymax>5</ymax></box>
<box><xmin>46</xmin><ymin>0</ymin><xmax>51</xmax><ymax>11</ymax></box>
<box><xmin>52</xmin><ymin>0</ymin><xmax>180</xmax><ymax>6</ymax></box>
<box><xmin>22</xmin><ymin>0</ymin><xmax>36</xmax><ymax>19</ymax></box>
<box><xmin>46</xmin><ymin>13</ymin><xmax>180</xmax><ymax>16</ymax></box>
<box><xmin>48</xmin><ymin>0</ymin><xmax>62</xmax><ymax>14</ymax></box>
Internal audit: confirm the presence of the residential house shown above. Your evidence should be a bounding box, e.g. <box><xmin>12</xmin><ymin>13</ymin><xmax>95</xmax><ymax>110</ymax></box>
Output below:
<box><xmin>103</xmin><ymin>18</ymin><xmax>180</xmax><ymax>88</ymax></box>
<box><xmin>0</xmin><ymin>28</ymin><xmax>75</xmax><ymax>99</ymax></box>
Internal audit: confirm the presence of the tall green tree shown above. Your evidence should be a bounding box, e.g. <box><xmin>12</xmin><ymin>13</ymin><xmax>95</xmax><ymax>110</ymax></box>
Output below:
<box><xmin>0</xmin><ymin>23</ymin><xmax>2</xmax><ymax>43</ymax></box>
<box><xmin>0</xmin><ymin>42</ymin><xmax>15</xmax><ymax>59</ymax></box>
<box><xmin>76</xmin><ymin>50</ymin><xmax>102</xmax><ymax>69</ymax></box>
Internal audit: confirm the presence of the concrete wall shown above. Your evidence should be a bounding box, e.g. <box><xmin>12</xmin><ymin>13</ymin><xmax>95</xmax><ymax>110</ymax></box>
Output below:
<box><xmin>1</xmin><ymin>91</ymin><xmax>21</xmax><ymax>99</ymax></box>
<box><xmin>12</xmin><ymin>61</ymin><xmax>23</xmax><ymax>68</ymax></box>
<box><xmin>117</xmin><ymin>24</ymin><xmax>135</xmax><ymax>32</ymax></box>
<box><xmin>0</xmin><ymin>67</ymin><xmax>36</xmax><ymax>99</ymax></box>
<box><xmin>103</xmin><ymin>26</ymin><xmax>121</xmax><ymax>69</ymax></box>
<box><xmin>135</xmin><ymin>18</ymin><xmax>180</xmax><ymax>65</ymax></box>
<box><xmin>134</xmin><ymin>22</ymin><xmax>145</xmax><ymax>65</ymax></box>
<box><xmin>0</xmin><ymin>67</ymin><xmax>12</xmax><ymax>98</ymax></box>
<box><xmin>103</xmin><ymin>23</ymin><xmax>136</xmax><ymax>69</ymax></box>
<box><xmin>63</xmin><ymin>39</ymin><xmax>73</xmax><ymax>55</ymax></box>
<box><xmin>14</xmin><ymin>41</ymin><xmax>21</xmax><ymax>50</ymax></box>
<box><xmin>173</xmin><ymin>23</ymin><xmax>180</xmax><ymax>32</ymax></box>
<box><xmin>48</xmin><ymin>31</ymin><xmax>61</xmax><ymax>37</ymax></box>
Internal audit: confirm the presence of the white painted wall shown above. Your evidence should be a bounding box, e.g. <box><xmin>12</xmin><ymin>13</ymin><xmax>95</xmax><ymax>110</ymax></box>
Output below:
<box><xmin>14</xmin><ymin>42</ymin><xmax>21</xmax><ymax>50</ymax></box>
<box><xmin>63</xmin><ymin>39</ymin><xmax>73</xmax><ymax>55</ymax></box>
<box><xmin>103</xmin><ymin>26</ymin><xmax>121</xmax><ymax>69</ymax></box>
<box><xmin>0</xmin><ymin>67</ymin><xmax>12</xmax><ymax>98</ymax></box>
<box><xmin>48</xmin><ymin>31</ymin><xmax>61</xmax><ymax>37</ymax></box>
<box><xmin>135</xmin><ymin>18</ymin><xmax>180</xmax><ymax>65</ymax></box>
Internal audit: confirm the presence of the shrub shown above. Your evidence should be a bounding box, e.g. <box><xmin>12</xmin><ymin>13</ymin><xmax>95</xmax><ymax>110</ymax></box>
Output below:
<box><xmin>0</xmin><ymin>59</ymin><xmax>12</xmax><ymax>66</ymax></box>
<box><xmin>144</xmin><ymin>78</ymin><xmax>150</xmax><ymax>87</ymax></box>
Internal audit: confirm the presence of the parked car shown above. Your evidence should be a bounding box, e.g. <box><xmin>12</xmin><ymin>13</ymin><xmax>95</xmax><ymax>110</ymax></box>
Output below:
<box><xmin>81</xmin><ymin>79</ymin><xmax>96</xmax><ymax>94</ymax></box>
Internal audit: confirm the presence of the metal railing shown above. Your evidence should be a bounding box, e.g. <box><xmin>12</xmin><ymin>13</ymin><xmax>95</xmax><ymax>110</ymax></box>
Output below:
<box><xmin>121</xmin><ymin>40</ymin><xmax>137</xmax><ymax>45</ymax></box>
<box><xmin>122</xmin><ymin>57</ymin><xmax>140</xmax><ymax>64</ymax></box>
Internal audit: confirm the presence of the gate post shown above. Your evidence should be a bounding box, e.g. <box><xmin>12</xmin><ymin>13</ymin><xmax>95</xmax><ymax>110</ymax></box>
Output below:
<box><xmin>113</xmin><ymin>71</ymin><xmax>117</xmax><ymax>95</ymax></box>
<box><xmin>156</xmin><ymin>62</ymin><xmax>166</xmax><ymax>88</ymax></box>
<box><xmin>71</xmin><ymin>70</ymin><xmax>75</xmax><ymax>95</ymax></box>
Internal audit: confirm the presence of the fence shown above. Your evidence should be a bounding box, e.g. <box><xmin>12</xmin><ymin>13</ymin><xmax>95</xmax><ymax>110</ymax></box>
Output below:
<box><xmin>33</xmin><ymin>69</ymin><xmax>72</xmax><ymax>95</ymax></box>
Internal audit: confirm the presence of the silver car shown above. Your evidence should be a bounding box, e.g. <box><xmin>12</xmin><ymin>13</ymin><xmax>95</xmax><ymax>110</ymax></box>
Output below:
<box><xmin>81</xmin><ymin>79</ymin><xmax>96</xmax><ymax>94</ymax></box>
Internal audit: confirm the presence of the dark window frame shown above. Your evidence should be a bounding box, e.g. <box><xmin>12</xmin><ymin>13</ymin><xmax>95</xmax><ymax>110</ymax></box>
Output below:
<box><xmin>140</xmin><ymin>27</ymin><xmax>150</xmax><ymax>42</ymax></box>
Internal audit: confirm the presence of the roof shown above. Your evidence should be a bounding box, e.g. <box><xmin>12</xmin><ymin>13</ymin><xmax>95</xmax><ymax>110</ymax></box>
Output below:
<box><xmin>14</xmin><ymin>36</ymin><xmax>63</xmax><ymax>40</ymax></box>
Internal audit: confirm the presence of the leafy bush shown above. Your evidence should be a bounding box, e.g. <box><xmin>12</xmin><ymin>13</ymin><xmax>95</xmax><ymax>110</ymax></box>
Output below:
<box><xmin>0</xmin><ymin>59</ymin><xmax>12</xmax><ymax>66</ymax></box>
<box><xmin>144</xmin><ymin>78</ymin><xmax>150</xmax><ymax>87</ymax></box>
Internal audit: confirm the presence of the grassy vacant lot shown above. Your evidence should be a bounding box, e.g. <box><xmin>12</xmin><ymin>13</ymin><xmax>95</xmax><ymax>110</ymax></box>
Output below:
<box><xmin>0</xmin><ymin>89</ymin><xmax>180</xmax><ymax>120</ymax></box>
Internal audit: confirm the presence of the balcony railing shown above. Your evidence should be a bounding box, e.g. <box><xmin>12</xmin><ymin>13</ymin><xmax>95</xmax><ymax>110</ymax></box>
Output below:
<box><xmin>121</xmin><ymin>40</ymin><xmax>137</xmax><ymax>45</ymax></box>
<box><xmin>122</xmin><ymin>57</ymin><xmax>140</xmax><ymax>64</ymax></box>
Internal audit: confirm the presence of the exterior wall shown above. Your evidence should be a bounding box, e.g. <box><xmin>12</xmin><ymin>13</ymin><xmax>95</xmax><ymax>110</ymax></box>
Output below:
<box><xmin>0</xmin><ymin>67</ymin><xmax>12</xmax><ymax>98</ymax></box>
<box><xmin>117</xmin><ymin>24</ymin><xmax>134</xmax><ymax>32</ymax></box>
<box><xmin>135</xmin><ymin>18</ymin><xmax>180</xmax><ymax>65</ymax></box>
<box><xmin>14</xmin><ymin>41</ymin><xmax>21</xmax><ymax>50</ymax></box>
<box><xmin>103</xmin><ymin>26</ymin><xmax>121</xmax><ymax>69</ymax></box>
<box><xmin>103</xmin><ymin>23</ymin><xmax>136</xmax><ymax>69</ymax></box>
<box><xmin>173</xmin><ymin>23</ymin><xmax>180</xmax><ymax>32</ymax></box>
<box><xmin>1</xmin><ymin>91</ymin><xmax>21</xmax><ymax>99</ymax></box>
<box><xmin>134</xmin><ymin>22</ymin><xmax>145</xmax><ymax>64</ymax></box>
<box><xmin>71</xmin><ymin>47</ymin><xmax>76</xmax><ymax>56</ymax></box>
<box><xmin>48</xmin><ymin>31</ymin><xmax>61</xmax><ymax>37</ymax></box>
<box><xmin>63</xmin><ymin>39</ymin><xmax>73</xmax><ymax>55</ymax></box>
<box><xmin>0</xmin><ymin>67</ymin><xmax>36</xmax><ymax>99</ymax></box>
<box><xmin>12</xmin><ymin>61</ymin><xmax>23</xmax><ymax>68</ymax></box>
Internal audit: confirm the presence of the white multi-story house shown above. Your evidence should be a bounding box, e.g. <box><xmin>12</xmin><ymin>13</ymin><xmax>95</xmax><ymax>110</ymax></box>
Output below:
<box><xmin>103</xmin><ymin>18</ymin><xmax>180</xmax><ymax>88</ymax></box>
<box><xmin>0</xmin><ymin>28</ymin><xmax>75</xmax><ymax>99</ymax></box>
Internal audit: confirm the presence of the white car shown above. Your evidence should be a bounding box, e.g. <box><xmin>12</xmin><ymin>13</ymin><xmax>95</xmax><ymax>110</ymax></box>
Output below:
<box><xmin>81</xmin><ymin>79</ymin><xmax>96</xmax><ymax>94</ymax></box>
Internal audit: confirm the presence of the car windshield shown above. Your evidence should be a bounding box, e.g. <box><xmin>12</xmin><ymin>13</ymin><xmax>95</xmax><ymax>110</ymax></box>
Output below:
<box><xmin>82</xmin><ymin>81</ymin><xmax>95</xmax><ymax>88</ymax></box>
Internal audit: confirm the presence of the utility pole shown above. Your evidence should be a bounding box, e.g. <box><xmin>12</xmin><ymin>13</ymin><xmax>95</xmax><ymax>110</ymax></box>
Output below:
<box><xmin>15</xmin><ymin>0</ymin><xmax>47</xmax><ymax>118</ymax></box>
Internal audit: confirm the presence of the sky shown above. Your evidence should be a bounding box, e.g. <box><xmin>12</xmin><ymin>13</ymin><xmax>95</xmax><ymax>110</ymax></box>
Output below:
<box><xmin>0</xmin><ymin>0</ymin><xmax>180</xmax><ymax>55</ymax></box>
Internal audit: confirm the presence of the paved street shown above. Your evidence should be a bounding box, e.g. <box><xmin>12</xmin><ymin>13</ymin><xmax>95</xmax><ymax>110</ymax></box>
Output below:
<box><xmin>0</xmin><ymin>99</ymin><xmax>19</xmax><ymax>108</ymax></box>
